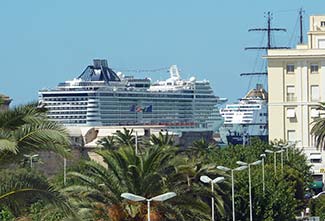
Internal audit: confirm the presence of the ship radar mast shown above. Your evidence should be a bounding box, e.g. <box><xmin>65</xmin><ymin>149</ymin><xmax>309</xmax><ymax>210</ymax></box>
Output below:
<box><xmin>169</xmin><ymin>65</ymin><xmax>181</xmax><ymax>80</ymax></box>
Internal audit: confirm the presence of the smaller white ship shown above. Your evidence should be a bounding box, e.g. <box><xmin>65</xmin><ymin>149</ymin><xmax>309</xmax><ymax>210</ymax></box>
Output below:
<box><xmin>219</xmin><ymin>84</ymin><xmax>268</xmax><ymax>145</ymax></box>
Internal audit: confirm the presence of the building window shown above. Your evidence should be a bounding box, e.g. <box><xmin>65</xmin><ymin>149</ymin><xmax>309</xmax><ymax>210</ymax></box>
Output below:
<box><xmin>287</xmin><ymin>130</ymin><xmax>296</xmax><ymax>142</ymax></box>
<box><xmin>309</xmin><ymin>153</ymin><xmax>322</xmax><ymax>163</ymax></box>
<box><xmin>311</xmin><ymin>64</ymin><xmax>319</xmax><ymax>73</ymax></box>
<box><xmin>286</xmin><ymin>64</ymin><xmax>295</xmax><ymax>73</ymax></box>
<box><xmin>286</xmin><ymin>85</ymin><xmax>295</xmax><ymax>101</ymax></box>
<box><xmin>287</xmin><ymin>108</ymin><xmax>296</xmax><ymax>118</ymax></box>
<box><xmin>311</xmin><ymin>85</ymin><xmax>320</xmax><ymax>101</ymax></box>
<box><xmin>321</xmin><ymin>21</ymin><xmax>325</xmax><ymax>27</ymax></box>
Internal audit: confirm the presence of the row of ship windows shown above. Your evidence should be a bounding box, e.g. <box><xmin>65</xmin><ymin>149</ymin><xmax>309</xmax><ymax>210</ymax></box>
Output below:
<box><xmin>225</xmin><ymin>105</ymin><xmax>261</xmax><ymax>109</ymax></box>
<box><xmin>56</xmin><ymin>120</ymin><xmax>87</xmax><ymax>124</ymax></box>
<box><xmin>50</xmin><ymin>116</ymin><xmax>87</xmax><ymax>119</ymax></box>
<box><xmin>48</xmin><ymin>111</ymin><xmax>87</xmax><ymax>115</ymax></box>
<box><xmin>46</xmin><ymin>107</ymin><xmax>213</xmax><ymax>111</ymax></box>
<box><xmin>44</xmin><ymin>101</ymin><xmax>214</xmax><ymax>107</ymax></box>
<box><xmin>222</xmin><ymin>113</ymin><xmax>267</xmax><ymax>116</ymax></box>
<box><xmin>43</xmin><ymin>93</ymin><xmax>215</xmax><ymax>99</ymax></box>
<box><xmin>224</xmin><ymin>116</ymin><xmax>252</xmax><ymax>119</ymax></box>
<box><xmin>43</xmin><ymin>98</ymin><xmax>88</xmax><ymax>101</ymax></box>
<box><xmin>224</xmin><ymin>120</ymin><xmax>251</xmax><ymax>123</ymax></box>
<box><xmin>46</xmin><ymin>102</ymin><xmax>87</xmax><ymax>105</ymax></box>
<box><xmin>222</xmin><ymin>113</ymin><xmax>253</xmax><ymax>116</ymax></box>
<box><xmin>221</xmin><ymin>109</ymin><xmax>261</xmax><ymax>112</ymax></box>
<box><xmin>49</xmin><ymin>107</ymin><xmax>87</xmax><ymax>110</ymax></box>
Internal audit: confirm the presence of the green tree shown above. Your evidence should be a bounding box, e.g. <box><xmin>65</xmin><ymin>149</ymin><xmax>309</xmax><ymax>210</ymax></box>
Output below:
<box><xmin>150</xmin><ymin>131</ymin><xmax>174</xmax><ymax>147</ymax></box>
<box><xmin>97</xmin><ymin>136</ymin><xmax>116</xmax><ymax>150</ymax></box>
<box><xmin>0</xmin><ymin>104</ymin><xmax>73</xmax><ymax>219</ymax></box>
<box><xmin>311</xmin><ymin>102</ymin><xmax>325</xmax><ymax>149</ymax></box>
<box><xmin>113</xmin><ymin>128</ymin><xmax>135</xmax><ymax>147</ymax></box>
<box><xmin>64</xmin><ymin>145</ymin><xmax>218</xmax><ymax>220</ymax></box>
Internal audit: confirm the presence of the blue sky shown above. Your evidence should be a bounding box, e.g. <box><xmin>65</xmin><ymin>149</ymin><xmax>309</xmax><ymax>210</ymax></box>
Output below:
<box><xmin>0</xmin><ymin>0</ymin><xmax>323</xmax><ymax>105</ymax></box>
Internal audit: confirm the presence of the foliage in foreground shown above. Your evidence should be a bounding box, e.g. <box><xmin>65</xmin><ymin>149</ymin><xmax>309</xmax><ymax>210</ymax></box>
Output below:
<box><xmin>0</xmin><ymin>104</ymin><xmax>314</xmax><ymax>221</ymax></box>
<box><xmin>0</xmin><ymin>104</ymin><xmax>73</xmax><ymax>220</ymax></box>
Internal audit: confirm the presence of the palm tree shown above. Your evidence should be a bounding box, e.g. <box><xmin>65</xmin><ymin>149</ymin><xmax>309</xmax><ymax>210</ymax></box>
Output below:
<box><xmin>0</xmin><ymin>104</ymin><xmax>73</xmax><ymax>219</ymax></box>
<box><xmin>149</xmin><ymin>131</ymin><xmax>174</xmax><ymax>147</ymax></box>
<box><xmin>113</xmin><ymin>128</ymin><xmax>135</xmax><ymax>147</ymax></box>
<box><xmin>97</xmin><ymin>135</ymin><xmax>116</xmax><ymax>150</ymax></box>
<box><xmin>311</xmin><ymin>102</ymin><xmax>325</xmax><ymax>149</ymax></box>
<box><xmin>187</xmin><ymin>138</ymin><xmax>216</xmax><ymax>158</ymax></box>
<box><xmin>0</xmin><ymin>168</ymin><xmax>73</xmax><ymax>218</ymax></box>
<box><xmin>0</xmin><ymin>104</ymin><xmax>70</xmax><ymax>163</ymax></box>
<box><xmin>65</xmin><ymin>145</ymin><xmax>216</xmax><ymax>220</ymax></box>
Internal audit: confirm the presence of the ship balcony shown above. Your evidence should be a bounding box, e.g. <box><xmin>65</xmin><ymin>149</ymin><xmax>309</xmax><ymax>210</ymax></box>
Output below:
<box><xmin>286</xmin><ymin>94</ymin><xmax>297</xmax><ymax>102</ymax></box>
<box><xmin>86</xmin><ymin>116</ymin><xmax>101</xmax><ymax>120</ymax></box>
<box><xmin>87</xmin><ymin>107</ymin><xmax>100</xmax><ymax>112</ymax></box>
<box><xmin>87</xmin><ymin>103</ymin><xmax>99</xmax><ymax>107</ymax></box>
<box><xmin>88</xmin><ymin>98</ymin><xmax>99</xmax><ymax>102</ymax></box>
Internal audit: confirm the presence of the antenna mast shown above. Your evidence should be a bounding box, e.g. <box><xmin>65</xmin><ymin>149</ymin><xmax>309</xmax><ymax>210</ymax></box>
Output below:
<box><xmin>299</xmin><ymin>8</ymin><xmax>304</xmax><ymax>44</ymax></box>
<box><xmin>241</xmin><ymin>11</ymin><xmax>289</xmax><ymax>76</ymax></box>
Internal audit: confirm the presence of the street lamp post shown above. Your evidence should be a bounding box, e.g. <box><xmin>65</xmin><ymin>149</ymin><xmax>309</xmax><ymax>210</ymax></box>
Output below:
<box><xmin>23</xmin><ymin>154</ymin><xmax>39</xmax><ymax>169</ymax></box>
<box><xmin>265</xmin><ymin>149</ymin><xmax>284</xmax><ymax>175</ymax></box>
<box><xmin>274</xmin><ymin>145</ymin><xmax>286</xmax><ymax>173</ymax></box>
<box><xmin>260</xmin><ymin>154</ymin><xmax>266</xmax><ymax>194</ymax></box>
<box><xmin>200</xmin><ymin>176</ymin><xmax>225</xmax><ymax>221</ymax></box>
<box><xmin>63</xmin><ymin>149</ymin><xmax>71</xmax><ymax>186</ymax></box>
<box><xmin>63</xmin><ymin>157</ymin><xmax>67</xmax><ymax>186</ymax></box>
<box><xmin>236</xmin><ymin>160</ymin><xmax>262</xmax><ymax>221</ymax></box>
<box><xmin>135</xmin><ymin>131</ymin><xmax>138</xmax><ymax>155</ymax></box>
<box><xmin>265</xmin><ymin>149</ymin><xmax>276</xmax><ymax>174</ymax></box>
<box><xmin>121</xmin><ymin>192</ymin><xmax>176</xmax><ymax>221</ymax></box>
<box><xmin>217</xmin><ymin>165</ymin><xmax>248</xmax><ymax>221</ymax></box>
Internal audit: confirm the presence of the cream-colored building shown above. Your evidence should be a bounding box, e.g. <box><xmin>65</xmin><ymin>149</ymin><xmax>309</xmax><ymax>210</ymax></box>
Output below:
<box><xmin>267</xmin><ymin>15</ymin><xmax>325</xmax><ymax>186</ymax></box>
<box><xmin>267</xmin><ymin>15</ymin><xmax>325</xmax><ymax>147</ymax></box>
<box><xmin>0</xmin><ymin>93</ymin><xmax>11</xmax><ymax>111</ymax></box>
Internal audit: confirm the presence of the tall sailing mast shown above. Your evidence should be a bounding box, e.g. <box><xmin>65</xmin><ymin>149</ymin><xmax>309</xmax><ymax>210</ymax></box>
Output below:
<box><xmin>240</xmin><ymin>11</ymin><xmax>289</xmax><ymax>76</ymax></box>
<box><xmin>299</xmin><ymin>8</ymin><xmax>305</xmax><ymax>44</ymax></box>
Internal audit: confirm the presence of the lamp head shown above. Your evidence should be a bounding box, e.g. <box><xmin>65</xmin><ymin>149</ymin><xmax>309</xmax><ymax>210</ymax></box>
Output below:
<box><xmin>121</xmin><ymin>193</ymin><xmax>146</xmax><ymax>202</ymax></box>
<box><xmin>200</xmin><ymin>175</ymin><xmax>212</xmax><ymax>183</ymax></box>
<box><xmin>217</xmin><ymin>166</ymin><xmax>231</xmax><ymax>172</ymax></box>
<box><xmin>251</xmin><ymin>160</ymin><xmax>262</xmax><ymax>166</ymax></box>
<box><xmin>234</xmin><ymin>165</ymin><xmax>248</xmax><ymax>171</ymax></box>
<box><xmin>151</xmin><ymin>192</ymin><xmax>176</xmax><ymax>202</ymax></box>
<box><xmin>212</xmin><ymin>177</ymin><xmax>225</xmax><ymax>184</ymax></box>
<box><xmin>236</xmin><ymin>161</ymin><xmax>248</xmax><ymax>166</ymax></box>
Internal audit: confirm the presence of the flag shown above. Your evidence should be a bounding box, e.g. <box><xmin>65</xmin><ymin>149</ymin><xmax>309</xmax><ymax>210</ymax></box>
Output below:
<box><xmin>136</xmin><ymin>106</ymin><xmax>143</xmax><ymax>112</ymax></box>
<box><xmin>130</xmin><ymin>104</ymin><xmax>136</xmax><ymax>112</ymax></box>
<box><xmin>144</xmin><ymin>105</ymin><xmax>152</xmax><ymax>112</ymax></box>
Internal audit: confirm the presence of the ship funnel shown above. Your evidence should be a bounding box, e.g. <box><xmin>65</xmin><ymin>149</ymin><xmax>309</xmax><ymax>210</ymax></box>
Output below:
<box><xmin>169</xmin><ymin>65</ymin><xmax>180</xmax><ymax>79</ymax></box>
<box><xmin>93</xmin><ymin>59</ymin><xmax>108</xmax><ymax>69</ymax></box>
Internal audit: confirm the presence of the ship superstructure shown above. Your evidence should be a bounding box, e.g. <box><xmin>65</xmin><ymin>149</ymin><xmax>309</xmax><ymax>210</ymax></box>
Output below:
<box><xmin>219</xmin><ymin>84</ymin><xmax>268</xmax><ymax>145</ymax></box>
<box><xmin>39</xmin><ymin>59</ymin><xmax>222</xmax><ymax>130</ymax></box>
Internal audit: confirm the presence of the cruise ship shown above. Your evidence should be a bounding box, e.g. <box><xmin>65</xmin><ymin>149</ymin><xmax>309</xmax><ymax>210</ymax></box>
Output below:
<box><xmin>39</xmin><ymin>59</ymin><xmax>222</xmax><ymax>130</ymax></box>
<box><xmin>219</xmin><ymin>84</ymin><xmax>268</xmax><ymax>145</ymax></box>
